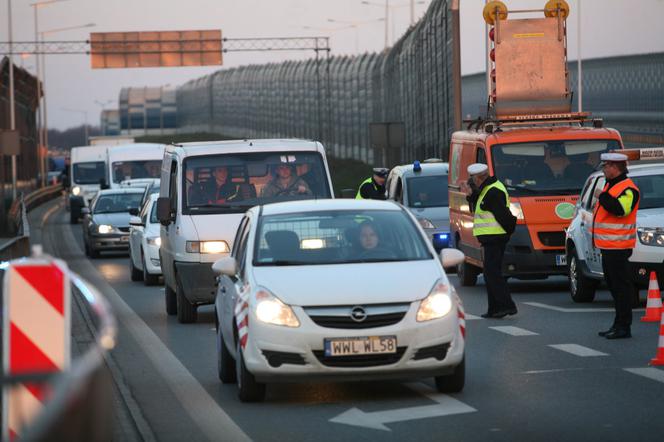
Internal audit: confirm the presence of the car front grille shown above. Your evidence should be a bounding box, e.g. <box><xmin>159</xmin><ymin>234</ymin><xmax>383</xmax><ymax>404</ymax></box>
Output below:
<box><xmin>312</xmin><ymin>347</ymin><xmax>407</xmax><ymax>367</ymax></box>
<box><xmin>538</xmin><ymin>231</ymin><xmax>565</xmax><ymax>247</ymax></box>
<box><xmin>304</xmin><ymin>303</ymin><xmax>410</xmax><ymax>329</ymax></box>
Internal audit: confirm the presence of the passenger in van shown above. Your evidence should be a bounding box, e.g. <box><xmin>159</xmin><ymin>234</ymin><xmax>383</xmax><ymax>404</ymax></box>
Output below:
<box><xmin>144</xmin><ymin>162</ymin><xmax>161</xmax><ymax>178</ymax></box>
<box><xmin>544</xmin><ymin>148</ymin><xmax>571</xmax><ymax>178</ymax></box>
<box><xmin>201</xmin><ymin>166</ymin><xmax>241</xmax><ymax>204</ymax></box>
<box><xmin>114</xmin><ymin>162</ymin><xmax>136</xmax><ymax>182</ymax></box>
<box><xmin>260</xmin><ymin>163</ymin><xmax>311</xmax><ymax>198</ymax></box>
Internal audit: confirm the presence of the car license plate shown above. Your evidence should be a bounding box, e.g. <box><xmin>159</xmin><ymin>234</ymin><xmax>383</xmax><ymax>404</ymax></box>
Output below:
<box><xmin>556</xmin><ymin>254</ymin><xmax>567</xmax><ymax>266</ymax></box>
<box><xmin>324</xmin><ymin>336</ymin><xmax>397</xmax><ymax>357</ymax></box>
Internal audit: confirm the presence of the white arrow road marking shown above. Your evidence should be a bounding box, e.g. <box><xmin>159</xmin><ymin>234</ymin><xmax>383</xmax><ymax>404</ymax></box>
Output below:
<box><xmin>624</xmin><ymin>367</ymin><xmax>664</xmax><ymax>384</ymax></box>
<box><xmin>489</xmin><ymin>326</ymin><xmax>538</xmax><ymax>336</ymax></box>
<box><xmin>549</xmin><ymin>344</ymin><xmax>608</xmax><ymax>357</ymax></box>
<box><xmin>329</xmin><ymin>382</ymin><xmax>476</xmax><ymax>431</ymax></box>
<box><xmin>524</xmin><ymin>302</ymin><xmax>644</xmax><ymax>313</ymax></box>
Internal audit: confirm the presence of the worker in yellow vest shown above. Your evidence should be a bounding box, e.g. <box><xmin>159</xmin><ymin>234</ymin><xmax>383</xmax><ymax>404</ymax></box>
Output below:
<box><xmin>356</xmin><ymin>168</ymin><xmax>389</xmax><ymax>200</ymax></box>
<box><xmin>593</xmin><ymin>153</ymin><xmax>640</xmax><ymax>340</ymax></box>
<box><xmin>461</xmin><ymin>163</ymin><xmax>517</xmax><ymax>318</ymax></box>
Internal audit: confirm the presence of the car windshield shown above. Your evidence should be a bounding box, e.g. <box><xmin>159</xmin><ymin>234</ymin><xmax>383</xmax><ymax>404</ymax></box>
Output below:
<box><xmin>407</xmin><ymin>175</ymin><xmax>449</xmax><ymax>208</ymax></box>
<box><xmin>253</xmin><ymin>210</ymin><xmax>432</xmax><ymax>266</ymax></box>
<box><xmin>491</xmin><ymin>139</ymin><xmax>620</xmax><ymax>196</ymax></box>
<box><xmin>73</xmin><ymin>161</ymin><xmax>106</xmax><ymax>184</ymax></box>
<box><xmin>112</xmin><ymin>160</ymin><xmax>161</xmax><ymax>183</ymax></box>
<box><xmin>93</xmin><ymin>193</ymin><xmax>144</xmax><ymax>214</ymax></box>
<box><xmin>183</xmin><ymin>152</ymin><xmax>331</xmax><ymax>214</ymax></box>
<box><xmin>632</xmin><ymin>174</ymin><xmax>664</xmax><ymax>210</ymax></box>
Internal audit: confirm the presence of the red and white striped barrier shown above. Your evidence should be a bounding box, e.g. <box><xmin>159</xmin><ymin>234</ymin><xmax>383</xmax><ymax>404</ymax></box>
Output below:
<box><xmin>2</xmin><ymin>253</ymin><xmax>71</xmax><ymax>441</ymax></box>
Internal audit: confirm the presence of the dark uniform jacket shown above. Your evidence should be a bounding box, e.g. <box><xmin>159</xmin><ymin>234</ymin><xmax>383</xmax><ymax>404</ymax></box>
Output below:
<box><xmin>466</xmin><ymin>176</ymin><xmax>517</xmax><ymax>245</ymax></box>
<box><xmin>359</xmin><ymin>178</ymin><xmax>387</xmax><ymax>200</ymax></box>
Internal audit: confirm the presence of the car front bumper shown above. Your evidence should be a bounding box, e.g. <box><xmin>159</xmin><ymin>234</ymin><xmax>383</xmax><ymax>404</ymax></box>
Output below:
<box><xmin>174</xmin><ymin>261</ymin><xmax>216</xmax><ymax>305</ymax></box>
<box><xmin>630</xmin><ymin>261</ymin><xmax>664</xmax><ymax>288</ymax></box>
<box><xmin>242</xmin><ymin>303</ymin><xmax>465</xmax><ymax>383</ymax></box>
<box><xmin>502</xmin><ymin>226</ymin><xmax>567</xmax><ymax>278</ymax></box>
<box><xmin>90</xmin><ymin>232</ymin><xmax>130</xmax><ymax>250</ymax></box>
<box><xmin>143</xmin><ymin>242</ymin><xmax>162</xmax><ymax>275</ymax></box>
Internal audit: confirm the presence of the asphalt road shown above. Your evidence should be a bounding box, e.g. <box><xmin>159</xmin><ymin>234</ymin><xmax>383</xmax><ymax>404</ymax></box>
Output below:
<box><xmin>30</xmin><ymin>197</ymin><xmax>664</xmax><ymax>441</ymax></box>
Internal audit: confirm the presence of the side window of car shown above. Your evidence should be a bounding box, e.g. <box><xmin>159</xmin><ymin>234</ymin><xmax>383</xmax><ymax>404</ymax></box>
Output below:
<box><xmin>395</xmin><ymin>178</ymin><xmax>403</xmax><ymax>203</ymax></box>
<box><xmin>587</xmin><ymin>178</ymin><xmax>606</xmax><ymax>210</ymax></box>
<box><xmin>236</xmin><ymin>222</ymin><xmax>251</xmax><ymax>279</ymax></box>
<box><xmin>579</xmin><ymin>178</ymin><xmax>593</xmax><ymax>209</ymax></box>
<box><xmin>169</xmin><ymin>160</ymin><xmax>178</xmax><ymax>213</ymax></box>
<box><xmin>231</xmin><ymin>217</ymin><xmax>249</xmax><ymax>259</ymax></box>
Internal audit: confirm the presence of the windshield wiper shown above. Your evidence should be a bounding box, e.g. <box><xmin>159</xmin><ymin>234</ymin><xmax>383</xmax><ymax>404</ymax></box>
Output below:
<box><xmin>188</xmin><ymin>204</ymin><xmax>251</xmax><ymax>211</ymax></box>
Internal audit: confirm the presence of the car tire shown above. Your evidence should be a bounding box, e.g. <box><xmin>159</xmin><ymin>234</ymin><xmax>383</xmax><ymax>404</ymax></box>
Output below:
<box><xmin>130</xmin><ymin>254</ymin><xmax>143</xmax><ymax>282</ymax></box>
<box><xmin>458</xmin><ymin>260</ymin><xmax>479</xmax><ymax>287</ymax></box>
<box><xmin>142</xmin><ymin>251</ymin><xmax>159</xmax><ymax>286</ymax></box>
<box><xmin>217</xmin><ymin>317</ymin><xmax>237</xmax><ymax>383</ymax></box>
<box><xmin>568</xmin><ymin>249</ymin><xmax>598</xmax><ymax>303</ymax></box>
<box><xmin>236</xmin><ymin>339</ymin><xmax>265</xmax><ymax>402</ymax></box>
<box><xmin>176</xmin><ymin>277</ymin><xmax>197</xmax><ymax>324</ymax></box>
<box><xmin>165</xmin><ymin>283</ymin><xmax>177</xmax><ymax>316</ymax></box>
<box><xmin>434</xmin><ymin>357</ymin><xmax>465</xmax><ymax>393</ymax></box>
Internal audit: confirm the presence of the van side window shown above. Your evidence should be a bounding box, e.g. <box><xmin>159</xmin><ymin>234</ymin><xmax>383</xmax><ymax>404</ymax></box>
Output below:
<box><xmin>169</xmin><ymin>160</ymin><xmax>178</xmax><ymax>213</ymax></box>
<box><xmin>476</xmin><ymin>147</ymin><xmax>487</xmax><ymax>165</ymax></box>
<box><xmin>450</xmin><ymin>144</ymin><xmax>461</xmax><ymax>183</ymax></box>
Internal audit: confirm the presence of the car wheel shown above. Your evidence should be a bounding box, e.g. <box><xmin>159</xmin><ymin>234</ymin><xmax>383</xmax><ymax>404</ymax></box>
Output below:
<box><xmin>568</xmin><ymin>249</ymin><xmax>598</xmax><ymax>303</ymax></box>
<box><xmin>165</xmin><ymin>283</ymin><xmax>177</xmax><ymax>316</ymax></box>
<box><xmin>434</xmin><ymin>357</ymin><xmax>465</xmax><ymax>393</ymax></box>
<box><xmin>130</xmin><ymin>253</ymin><xmax>143</xmax><ymax>282</ymax></box>
<box><xmin>176</xmin><ymin>277</ymin><xmax>197</xmax><ymax>323</ymax></box>
<box><xmin>142</xmin><ymin>251</ymin><xmax>159</xmax><ymax>286</ymax></box>
<box><xmin>217</xmin><ymin>316</ymin><xmax>237</xmax><ymax>383</ymax></box>
<box><xmin>457</xmin><ymin>260</ymin><xmax>479</xmax><ymax>287</ymax></box>
<box><xmin>236</xmin><ymin>339</ymin><xmax>265</xmax><ymax>402</ymax></box>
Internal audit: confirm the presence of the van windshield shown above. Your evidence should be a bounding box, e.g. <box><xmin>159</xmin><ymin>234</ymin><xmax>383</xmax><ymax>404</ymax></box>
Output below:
<box><xmin>73</xmin><ymin>161</ymin><xmax>106</xmax><ymax>184</ymax></box>
<box><xmin>182</xmin><ymin>152</ymin><xmax>331</xmax><ymax>214</ymax></box>
<box><xmin>491</xmin><ymin>139</ymin><xmax>620</xmax><ymax>196</ymax></box>
<box><xmin>112</xmin><ymin>160</ymin><xmax>161</xmax><ymax>183</ymax></box>
<box><xmin>406</xmin><ymin>175</ymin><xmax>449</xmax><ymax>208</ymax></box>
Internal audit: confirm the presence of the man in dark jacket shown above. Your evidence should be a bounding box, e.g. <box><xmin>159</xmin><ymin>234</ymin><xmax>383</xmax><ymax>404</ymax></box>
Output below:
<box><xmin>355</xmin><ymin>168</ymin><xmax>389</xmax><ymax>200</ymax></box>
<box><xmin>461</xmin><ymin>163</ymin><xmax>518</xmax><ymax>318</ymax></box>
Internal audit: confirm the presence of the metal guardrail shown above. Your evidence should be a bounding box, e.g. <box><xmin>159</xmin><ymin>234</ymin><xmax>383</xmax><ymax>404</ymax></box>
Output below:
<box><xmin>1</xmin><ymin>266</ymin><xmax>117</xmax><ymax>441</ymax></box>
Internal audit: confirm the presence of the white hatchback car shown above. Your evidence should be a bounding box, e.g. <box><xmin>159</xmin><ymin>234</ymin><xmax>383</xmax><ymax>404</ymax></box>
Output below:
<box><xmin>129</xmin><ymin>193</ymin><xmax>162</xmax><ymax>285</ymax></box>
<box><xmin>213</xmin><ymin>199</ymin><xmax>466</xmax><ymax>402</ymax></box>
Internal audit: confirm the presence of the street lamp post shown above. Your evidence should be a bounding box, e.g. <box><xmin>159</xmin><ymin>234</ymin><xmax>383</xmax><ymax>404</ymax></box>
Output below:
<box><xmin>7</xmin><ymin>0</ymin><xmax>17</xmax><ymax>200</ymax></box>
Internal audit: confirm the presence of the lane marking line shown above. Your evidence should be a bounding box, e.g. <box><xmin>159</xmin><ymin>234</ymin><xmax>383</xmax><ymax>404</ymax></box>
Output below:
<box><xmin>57</xmin><ymin>205</ymin><xmax>251</xmax><ymax>442</ymax></box>
<box><xmin>549</xmin><ymin>344</ymin><xmax>609</xmax><ymax>357</ymax></box>
<box><xmin>489</xmin><ymin>326</ymin><xmax>539</xmax><ymax>336</ymax></box>
<box><xmin>523</xmin><ymin>367</ymin><xmax>587</xmax><ymax>374</ymax></box>
<box><xmin>524</xmin><ymin>302</ymin><xmax>644</xmax><ymax>313</ymax></box>
<box><xmin>624</xmin><ymin>367</ymin><xmax>664</xmax><ymax>384</ymax></box>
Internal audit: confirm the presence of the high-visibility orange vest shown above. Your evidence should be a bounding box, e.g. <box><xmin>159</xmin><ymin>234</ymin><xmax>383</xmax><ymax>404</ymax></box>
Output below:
<box><xmin>592</xmin><ymin>177</ymin><xmax>639</xmax><ymax>249</ymax></box>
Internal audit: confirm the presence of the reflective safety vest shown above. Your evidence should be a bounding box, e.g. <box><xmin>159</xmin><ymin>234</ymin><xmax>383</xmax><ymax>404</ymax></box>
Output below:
<box><xmin>355</xmin><ymin>177</ymin><xmax>376</xmax><ymax>199</ymax></box>
<box><xmin>473</xmin><ymin>180</ymin><xmax>509</xmax><ymax>237</ymax></box>
<box><xmin>592</xmin><ymin>178</ymin><xmax>639</xmax><ymax>249</ymax></box>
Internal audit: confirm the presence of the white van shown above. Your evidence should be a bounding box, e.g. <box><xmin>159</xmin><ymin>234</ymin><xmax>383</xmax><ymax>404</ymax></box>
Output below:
<box><xmin>69</xmin><ymin>145</ymin><xmax>109</xmax><ymax>224</ymax></box>
<box><xmin>107</xmin><ymin>143</ymin><xmax>165</xmax><ymax>189</ymax></box>
<box><xmin>157</xmin><ymin>139</ymin><xmax>335</xmax><ymax>323</ymax></box>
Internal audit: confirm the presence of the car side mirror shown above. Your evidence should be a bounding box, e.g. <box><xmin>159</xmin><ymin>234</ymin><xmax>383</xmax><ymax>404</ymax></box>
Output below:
<box><xmin>81</xmin><ymin>207</ymin><xmax>91</xmax><ymax>216</ymax></box>
<box><xmin>129</xmin><ymin>207</ymin><xmax>139</xmax><ymax>216</ymax></box>
<box><xmin>212</xmin><ymin>257</ymin><xmax>237</xmax><ymax>276</ymax></box>
<box><xmin>340</xmin><ymin>188</ymin><xmax>356</xmax><ymax>199</ymax></box>
<box><xmin>99</xmin><ymin>177</ymin><xmax>109</xmax><ymax>190</ymax></box>
<box><xmin>440</xmin><ymin>248</ymin><xmax>464</xmax><ymax>269</ymax></box>
<box><xmin>129</xmin><ymin>216</ymin><xmax>143</xmax><ymax>227</ymax></box>
<box><xmin>157</xmin><ymin>197</ymin><xmax>173</xmax><ymax>226</ymax></box>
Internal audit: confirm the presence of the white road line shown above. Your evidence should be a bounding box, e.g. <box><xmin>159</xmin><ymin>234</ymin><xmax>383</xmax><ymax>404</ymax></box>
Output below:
<box><xmin>624</xmin><ymin>367</ymin><xmax>664</xmax><ymax>384</ymax></box>
<box><xmin>489</xmin><ymin>326</ymin><xmax>539</xmax><ymax>336</ymax></box>
<box><xmin>549</xmin><ymin>344</ymin><xmax>608</xmax><ymax>357</ymax></box>
<box><xmin>60</xmin><ymin>211</ymin><xmax>251</xmax><ymax>442</ymax></box>
<box><xmin>523</xmin><ymin>368</ymin><xmax>587</xmax><ymax>374</ymax></box>
<box><xmin>524</xmin><ymin>302</ymin><xmax>644</xmax><ymax>313</ymax></box>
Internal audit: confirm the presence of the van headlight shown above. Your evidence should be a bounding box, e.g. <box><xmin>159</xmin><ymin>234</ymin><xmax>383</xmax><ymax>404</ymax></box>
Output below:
<box><xmin>147</xmin><ymin>236</ymin><xmax>161</xmax><ymax>247</ymax></box>
<box><xmin>97</xmin><ymin>224</ymin><xmax>114</xmax><ymax>234</ymax></box>
<box><xmin>186</xmin><ymin>240</ymin><xmax>230</xmax><ymax>254</ymax></box>
<box><xmin>254</xmin><ymin>288</ymin><xmax>300</xmax><ymax>327</ymax></box>
<box><xmin>416</xmin><ymin>280</ymin><xmax>453</xmax><ymax>322</ymax></box>
<box><xmin>638</xmin><ymin>228</ymin><xmax>664</xmax><ymax>247</ymax></box>
<box><xmin>72</xmin><ymin>186</ymin><xmax>81</xmax><ymax>196</ymax></box>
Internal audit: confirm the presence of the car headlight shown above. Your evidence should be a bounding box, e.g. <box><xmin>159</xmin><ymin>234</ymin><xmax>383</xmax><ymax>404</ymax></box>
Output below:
<box><xmin>72</xmin><ymin>186</ymin><xmax>81</xmax><ymax>196</ymax></box>
<box><xmin>97</xmin><ymin>224</ymin><xmax>114</xmax><ymax>234</ymax></box>
<box><xmin>254</xmin><ymin>288</ymin><xmax>300</xmax><ymax>327</ymax></box>
<box><xmin>638</xmin><ymin>228</ymin><xmax>664</xmax><ymax>247</ymax></box>
<box><xmin>186</xmin><ymin>240</ymin><xmax>230</xmax><ymax>254</ymax></box>
<box><xmin>509</xmin><ymin>202</ymin><xmax>524</xmax><ymax>220</ymax></box>
<box><xmin>417</xmin><ymin>218</ymin><xmax>436</xmax><ymax>229</ymax></box>
<box><xmin>417</xmin><ymin>280</ymin><xmax>453</xmax><ymax>322</ymax></box>
<box><xmin>147</xmin><ymin>236</ymin><xmax>161</xmax><ymax>247</ymax></box>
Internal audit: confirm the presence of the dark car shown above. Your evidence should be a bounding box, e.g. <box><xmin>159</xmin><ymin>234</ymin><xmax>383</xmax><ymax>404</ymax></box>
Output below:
<box><xmin>82</xmin><ymin>188</ymin><xmax>145</xmax><ymax>258</ymax></box>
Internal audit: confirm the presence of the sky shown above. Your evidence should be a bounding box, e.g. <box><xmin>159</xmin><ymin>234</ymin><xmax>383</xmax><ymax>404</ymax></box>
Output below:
<box><xmin>3</xmin><ymin>0</ymin><xmax>664</xmax><ymax>130</ymax></box>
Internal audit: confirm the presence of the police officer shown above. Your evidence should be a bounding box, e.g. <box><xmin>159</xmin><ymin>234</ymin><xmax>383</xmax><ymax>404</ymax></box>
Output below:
<box><xmin>461</xmin><ymin>163</ymin><xmax>517</xmax><ymax>318</ymax></box>
<box><xmin>594</xmin><ymin>153</ymin><xmax>640</xmax><ymax>339</ymax></box>
<box><xmin>356</xmin><ymin>168</ymin><xmax>389</xmax><ymax>200</ymax></box>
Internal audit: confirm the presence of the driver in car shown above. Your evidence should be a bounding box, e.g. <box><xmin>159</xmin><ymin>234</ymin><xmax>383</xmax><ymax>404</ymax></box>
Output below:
<box><xmin>260</xmin><ymin>163</ymin><xmax>311</xmax><ymax>198</ymax></box>
<box><xmin>357</xmin><ymin>221</ymin><xmax>396</xmax><ymax>259</ymax></box>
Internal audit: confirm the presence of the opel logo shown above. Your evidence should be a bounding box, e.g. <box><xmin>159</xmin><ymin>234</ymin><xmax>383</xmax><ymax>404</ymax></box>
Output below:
<box><xmin>350</xmin><ymin>306</ymin><xmax>368</xmax><ymax>322</ymax></box>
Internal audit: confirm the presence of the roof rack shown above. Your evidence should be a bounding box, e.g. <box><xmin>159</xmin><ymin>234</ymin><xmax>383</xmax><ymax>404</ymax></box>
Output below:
<box><xmin>463</xmin><ymin>112</ymin><xmax>604</xmax><ymax>133</ymax></box>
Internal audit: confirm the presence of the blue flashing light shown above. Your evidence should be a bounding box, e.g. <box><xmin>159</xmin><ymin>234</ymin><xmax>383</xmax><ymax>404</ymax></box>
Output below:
<box><xmin>413</xmin><ymin>160</ymin><xmax>422</xmax><ymax>172</ymax></box>
<box><xmin>436</xmin><ymin>233</ymin><xmax>449</xmax><ymax>240</ymax></box>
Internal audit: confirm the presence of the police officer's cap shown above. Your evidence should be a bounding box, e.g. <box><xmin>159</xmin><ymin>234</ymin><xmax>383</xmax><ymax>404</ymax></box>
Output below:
<box><xmin>467</xmin><ymin>163</ymin><xmax>489</xmax><ymax>176</ymax></box>
<box><xmin>373</xmin><ymin>167</ymin><xmax>389</xmax><ymax>178</ymax></box>
<box><xmin>600</xmin><ymin>153</ymin><xmax>628</xmax><ymax>163</ymax></box>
